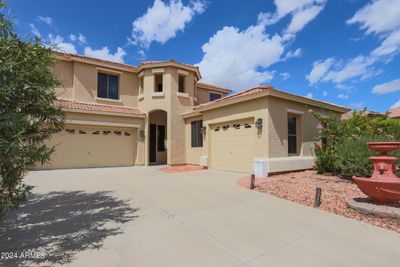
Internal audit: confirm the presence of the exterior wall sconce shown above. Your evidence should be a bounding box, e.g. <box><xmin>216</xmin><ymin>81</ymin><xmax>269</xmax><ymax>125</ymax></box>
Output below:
<box><xmin>139</xmin><ymin>129</ymin><xmax>145</xmax><ymax>138</ymax></box>
<box><xmin>255</xmin><ymin>118</ymin><xmax>263</xmax><ymax>129</ymax></box>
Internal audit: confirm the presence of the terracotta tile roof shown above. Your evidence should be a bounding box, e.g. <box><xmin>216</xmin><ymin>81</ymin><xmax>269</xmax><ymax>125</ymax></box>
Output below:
<box><xmin>55</xmin><ymin>99</ymin><xmax>145</xmax><ymax>117</ymax></box>
<box><xmin>183</xmin><ymin>85</ymin><xmax>350</xmax><ymax>116</ymax></box>
<box><xmin>139</xmin><ymin>59</ymin><xmax>197</xmax><ymax>69</ymax></box>
<box><xmin>196</xmin><ymin>82</ymin><xmax>232</xmax><ymax>93</ymax></box>
<box><xmin>53</xmin><ymin>51</ymin><xmax>136</xmax><ymax>70</ymax></box>
<box><xmin>388</xmin><ymin>107</ymin><xmax>400</xmax><ymax>118</ymax></box>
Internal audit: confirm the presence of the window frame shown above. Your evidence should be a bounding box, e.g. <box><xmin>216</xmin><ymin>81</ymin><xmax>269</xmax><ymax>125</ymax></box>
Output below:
<box><xmin>191</xmin><ymin>120</ymin><xmax>203</xmax><ymax>148</ymax></box>
<box><xmin>139</xmin><ymin>76</ymin><xmax>144</xmax><ymax>95</ymax></box>
<box><xmin>178</xmin><ymin>75</ymin><xmax>186</xmax><ymax>93</ymax></box>
<box><xmin>209</xmin><ymin>92</ymin><xmax>221</xmax><ymax>101</ymax></box>
<box><xmin>287</xmin><ymin>115</ymin><xmax>298</xmax><ymax>155</ymax></box>
<box><xmin>97</xmin><ymin>72</ymin><xmax>120</xmax><ymax>100</ymax></box>
<box><xmin>154</xmin><ymin>74</ymin><xmax>163</xmax><ymax>92</ymax></box>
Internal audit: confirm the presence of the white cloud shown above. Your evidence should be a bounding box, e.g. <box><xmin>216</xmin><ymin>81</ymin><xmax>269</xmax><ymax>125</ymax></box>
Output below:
<box><xmin>322</xmin><ymin>55</ymin><xmax>376</xmax><ymax>84</ymax></box>
<box><xmin>197</xmin><ymin>23</ymin><xmax>284</xmax><ymax>90</ymax></box>
<box><xmin>47</xmin><ymin>34</ymin><xmax>77</xmax><ymax>54</ymax></box>
<box><xmin>322</xmin><ymin>90</ymin><xmax>328</xmax><ymax>97</ymax></box>
<box><xmin>280</xmin><ymin>72</ymin><xmax>290</xmax><ymax>80</ymax></box>
<box><xmin>29</xmin><ymin>23</ymin><xmax>41</xmax><ymax>37</ymax></box>
<box><xmin>306</xmin><ymin>58</ymin><xmax>334</xmax><ymax>85</ymax></box>
<box><xmin>346</xmin><ymin>0</ymin><xmax>400</xmax><ymax>35</ymax></box>
<box><xmin>371</xmin><ymin>29</ymin><xmax>400</xmax><ymax>58</ymax></box>
<box><xmin>83</xmin><ymin>47</ymin><xmax>126</xmax><ymax>63</ymax></box>
<box><xmin>337</xmin><ymin>93</ymin><xmax>349</xmax><ymax>99</ymax></box>
<box><xmin>336</xmin><ymin>84</ymin><xmax>353</xmax><ymax>91</ymax></box>
<box><xmin>37</xmin><ymin>16</ymin><xmax>53</xmax><ymax>26</ymax></box>
<box><xmin>306</xmin><ymin>92</ymin><xmax>313</xmax><ymax>98</ymax></box>
<box><xmin>197</xmin><ymin>0</ymin><xmax>326</xmax><ymax>90</ymax></box>
<box><xmin>284</xmin><ymin>48</ymin><xmax>302</xmax><ymax>60</ymax></box>
<box><xmin>391</xmin><ymin>99</ymin><xmax>400</xmax><ymax>109</ymax></box>
<box><xmin>308</xmin><ymin>0</ymin><xmax>400</xmax><ymax>86</ymax></box>
<box><xmin>70</xmin><ymin>33</ymin><xmax>87</xmax><ymax>44</ymax></box>
<box><xmin>261</xmin><ymin>0</ymin><xmax>326</xmax><ymax>25</ymax></box>
<box><xmin>131</xmin><ymin>0</ymin><xmax>205</xmax><ymax>48</ymax></box>
<box><xmin>372</xmin><ymin>79</ymin><xmax>400</xmax><ymax>94</ymax></box>
<box><xmin>285</xmin><ymin>4</ymin><xmax>325</xmax><ymax>34</ymax></box>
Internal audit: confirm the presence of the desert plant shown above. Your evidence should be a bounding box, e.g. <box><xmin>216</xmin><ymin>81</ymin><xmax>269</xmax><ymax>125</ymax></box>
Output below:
<box><xmin>0</xmin><ymin>2</ymin><xmax>64</xmax><ymax>214</ymax></box>
<box><xmin>312</xmin><ymin>110</ymin><xmax>400</xmax><ymax>178</ymax></box>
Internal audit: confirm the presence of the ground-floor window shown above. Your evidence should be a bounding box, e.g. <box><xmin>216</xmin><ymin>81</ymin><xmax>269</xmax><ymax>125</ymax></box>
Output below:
<box><xmin>191</xmin><ymin>120</ymin><xmax>203</xmax><ymax>147</ymax></box>
<box><xmin>288</xmin><ymin>116</ymin><xmax>297</xmax><ymax>154</ymax></box>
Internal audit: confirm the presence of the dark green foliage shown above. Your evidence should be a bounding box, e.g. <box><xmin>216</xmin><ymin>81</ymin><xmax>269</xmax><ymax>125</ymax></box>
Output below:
<box><xmin>312</xmin><ymin>111</ymin><xmax>400</xmax><ymax>178</ymax></box>
<box><xmin>0</xmin><ymin>2</ymin><xmax>64</xmax><ymax>213</ymax></box>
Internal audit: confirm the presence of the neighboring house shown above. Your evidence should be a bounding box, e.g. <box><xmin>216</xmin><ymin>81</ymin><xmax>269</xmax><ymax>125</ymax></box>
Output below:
<box><xmin>388</xmin><ymin>107</ymin><xmax>400</xmax><ymax>119</ymax></box>
<box><xmin>341</xmin><ymin>110</ymin><xmax>385</xmax><ymax>120</ymax></box>
<box><xmin>38</xmin><ymin>52</ymin><xmax>350</xmax><ymax>175</ymax></box>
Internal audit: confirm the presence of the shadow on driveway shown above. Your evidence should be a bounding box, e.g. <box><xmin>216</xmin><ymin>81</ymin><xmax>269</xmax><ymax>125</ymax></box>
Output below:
<box><xmin>0</xmin><ymin>191</ymin><xmax>139</xmax><ymax>266</ymax></box>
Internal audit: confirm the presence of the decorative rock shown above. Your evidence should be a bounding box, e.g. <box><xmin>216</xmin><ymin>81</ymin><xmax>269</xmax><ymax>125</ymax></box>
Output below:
<box><xmin>347</xmin><ymin>197</ymin><xmax>400</xmax><ymax>219</ymax></box>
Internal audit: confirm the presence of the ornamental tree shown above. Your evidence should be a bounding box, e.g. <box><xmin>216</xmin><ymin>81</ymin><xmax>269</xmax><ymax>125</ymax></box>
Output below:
<box><xmin>0</xmin><ymin>2</ymin><xmax>64</xmax><ymax>213</ymax></box>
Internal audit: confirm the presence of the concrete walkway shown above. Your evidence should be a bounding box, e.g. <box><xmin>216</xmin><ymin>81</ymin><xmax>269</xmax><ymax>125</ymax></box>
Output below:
<box><xmin>1</xmin><ymin>167</ymin><xmax>400</xmax><ymax>266</ymax></box>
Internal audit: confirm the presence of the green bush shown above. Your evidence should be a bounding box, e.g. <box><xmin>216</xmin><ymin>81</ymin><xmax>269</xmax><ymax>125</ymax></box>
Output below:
<box><xmin>312</xmin><ymin>110</ymin><xmax>400</xmax><ymax>178</ymax></box>
<box><xmin>0</xmin><ymin>2</ymin><xmax>64</xmax><ymax>214</ymax></box>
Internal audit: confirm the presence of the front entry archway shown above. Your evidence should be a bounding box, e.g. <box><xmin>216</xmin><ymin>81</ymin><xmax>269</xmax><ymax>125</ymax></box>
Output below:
<box><xmin>148</xmin><ymin>110</ymin><xmax>167</xmax><ymax>165</ymax></box>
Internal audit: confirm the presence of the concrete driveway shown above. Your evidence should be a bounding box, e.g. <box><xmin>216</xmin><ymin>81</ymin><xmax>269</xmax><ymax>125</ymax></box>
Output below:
<box><xmin>1</xmin><ymin>167</ymin><xmax>400</xmax><ymax>267</ymax></box>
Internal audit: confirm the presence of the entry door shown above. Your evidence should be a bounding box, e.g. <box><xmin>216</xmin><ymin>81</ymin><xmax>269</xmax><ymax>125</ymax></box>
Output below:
<box><xmin>149</xmin><ymin>124</ymin><xmax>157</xmax><ymax>163</ymax></box>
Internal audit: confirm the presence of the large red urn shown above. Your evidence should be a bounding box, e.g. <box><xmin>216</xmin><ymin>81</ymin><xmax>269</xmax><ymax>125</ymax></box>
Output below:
<box><xmin>352</xmin><ymin>142</ymin><xmax>400</xmax><ymax>204</ymax></box>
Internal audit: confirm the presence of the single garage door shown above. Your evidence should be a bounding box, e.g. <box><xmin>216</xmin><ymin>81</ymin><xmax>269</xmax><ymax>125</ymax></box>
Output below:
<box><xmin>43</xmin><ymin>125</ymin><xmax>137</xmax><ymax>169</ymax></box>
<box><xmin>210</xmin><ymin>118</ymin><xmax>255</xmax><ymax>173</ymax></box>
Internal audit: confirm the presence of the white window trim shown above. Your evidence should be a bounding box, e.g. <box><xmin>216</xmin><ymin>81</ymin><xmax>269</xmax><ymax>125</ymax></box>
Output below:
<box><xmin>96</xmin><ymin>67</ymin><xmax>122</xmax><ymax>75</ymax></box>
<box><xmin>138</xmin><ymin>94</ymin><xmax>144</xmax><ymax>101</ymax></box>
<box><xmin>287</xmin><ymin>108</ymin><xmax>304</xmax><ymax>115</ymax></box>
<box><xmin>177</xmin><ymin>92</ymin><xmax>189</xmax><ymax>98</ymax></box>
<box><xmin>95</xmin><ymin>97</ymin><xmax>122</xmax><ymax>104</ymax></box>
<box><xmin>152</xmin><ymin>92</ymin><xmax>165</xmax><ymax>98</ymax></box>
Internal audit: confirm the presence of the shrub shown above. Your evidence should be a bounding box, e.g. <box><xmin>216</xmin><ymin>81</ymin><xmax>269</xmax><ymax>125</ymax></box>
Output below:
<box><xmin>312</xmin><ymin>110</ymin><xmax>400</xmax><ymax>178</ymax></box>
<box><xmin>0</xmin><ymin>2</ymin><xmax>64</xmax><ymax>214</ymax></box>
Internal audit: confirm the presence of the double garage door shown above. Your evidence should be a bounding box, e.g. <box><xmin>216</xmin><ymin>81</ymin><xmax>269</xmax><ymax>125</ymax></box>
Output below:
<box><xmin>45</xmin><ymin>125</ymin><xmax>137</xmax><ymax>169</ymax></box>
<box><xmin>210</xmin><ymin>118</ymin><xmax>255</xmax><ymax>173</ymax></box>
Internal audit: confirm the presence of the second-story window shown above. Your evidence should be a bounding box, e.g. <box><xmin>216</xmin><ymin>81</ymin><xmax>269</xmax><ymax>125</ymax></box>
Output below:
<box><xmin>98</xmin><ymin>73</ymin><xmax>119</xmax><ymax>100</ymax></box>
<box><xmin>154</xmin><ymin>74</ymin><xmax>163</xmax><ymax>92</ymax></box>
<box><xmin>178</xmin><ymin>75</ymin><xmax>186</xmax><ymax>93</ymax></box>
<box><xmin>139</xmin><ymin>77</ymin><xmax>144</xmax><ymax>95</ymax></box>
<box><xmin>210</xmin><ymin>92</ymin><xmax>221</xmax><ymax>101</ymax></box>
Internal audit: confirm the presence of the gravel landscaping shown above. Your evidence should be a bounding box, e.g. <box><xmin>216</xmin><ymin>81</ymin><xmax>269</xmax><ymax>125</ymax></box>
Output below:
<box><xmin>254</xmin><ymin>170</ymin><xmax>400</xmax><ymax>234</ymax></box>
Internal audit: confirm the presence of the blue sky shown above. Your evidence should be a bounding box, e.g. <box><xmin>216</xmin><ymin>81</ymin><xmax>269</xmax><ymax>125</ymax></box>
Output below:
<box><xmin>7</xmin><ymin>0</ymin><xmax>400</xmax><ymax>112</ymax></box>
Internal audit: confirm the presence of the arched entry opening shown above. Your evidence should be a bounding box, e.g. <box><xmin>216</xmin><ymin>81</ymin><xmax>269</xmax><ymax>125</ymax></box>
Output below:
<box><xmin>148</xmin><ymin>110</ymin><xmax>167</xmax><ymax>165</ymax></box>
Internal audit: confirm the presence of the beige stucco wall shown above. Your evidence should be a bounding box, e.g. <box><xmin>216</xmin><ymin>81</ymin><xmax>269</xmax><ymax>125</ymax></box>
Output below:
<box><xmin>185</xmin><ymin>97</ymin><xmax>269</xmax><ymax>167</ymax></box>
<box><xmin>138</xmin><ymin>67</ymin><xmax>197</xmax><ymax>165</ymax></box>
<box><xmin>267</xmin><ymin>96</ymin><xmax>331</xmax><ymax>158</ymax></box>
<box><xmin>55</xmin><ymin>59</ymin><xmax>139</xmax><ymax>107</ymax></box>
<box><xmin>184</xmin><ymin>115</ymin><xmax>205</xmax><ymax>165</ymax></box>
<box><xmin>54</xmin><ymin>60</ymin><xmax>74</xmax><ymax>99</ymax></box>
<box><xmin>195</xmin><ymin>88</ymin><xmax>228</xmax><ymax>105</ymax></box>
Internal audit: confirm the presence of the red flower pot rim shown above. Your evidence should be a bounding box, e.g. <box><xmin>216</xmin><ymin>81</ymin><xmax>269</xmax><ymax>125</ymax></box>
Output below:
<box><xmin>368</xmin><ymin>142</ymin><xmax>400</xmax><ymax>146</ymax></box>
<box><xmin>368</xmin><ymin>142</ymin><xmax>400</xmax><ymax>152</ymax></box>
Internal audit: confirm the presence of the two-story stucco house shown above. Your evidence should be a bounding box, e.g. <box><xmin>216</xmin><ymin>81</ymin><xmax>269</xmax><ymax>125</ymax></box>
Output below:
<box><xmin>39</xmin><ymin>52</ymin><xmax>350</xmax><ymax>175</ymax></box>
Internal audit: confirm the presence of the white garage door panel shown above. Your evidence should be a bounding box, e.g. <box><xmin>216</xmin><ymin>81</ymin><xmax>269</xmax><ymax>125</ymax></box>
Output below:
<box><xmin>210</xmin><ymin>119</ymin><xmax>255</xmax><ymax>173</ymax></box>
<box><xmin>45</xmin><ymin>125</ymin><xmax>136</xmax><ymax>169</ymax></box>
